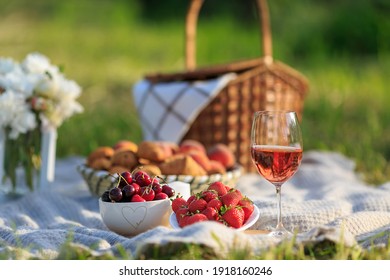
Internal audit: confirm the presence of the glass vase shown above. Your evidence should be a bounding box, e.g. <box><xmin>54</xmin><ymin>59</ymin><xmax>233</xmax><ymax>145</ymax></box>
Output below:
<box><xmin>0</xmin><ymin>127</ymin><xmax>57</xmax><ymax>201</ymax></box>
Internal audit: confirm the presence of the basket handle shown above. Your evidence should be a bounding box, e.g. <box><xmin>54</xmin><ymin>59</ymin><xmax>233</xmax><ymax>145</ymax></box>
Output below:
<box><xmin>185</xmin><ymin>0</ymin><xmax>273</xmax><ymax>71</ymax></box>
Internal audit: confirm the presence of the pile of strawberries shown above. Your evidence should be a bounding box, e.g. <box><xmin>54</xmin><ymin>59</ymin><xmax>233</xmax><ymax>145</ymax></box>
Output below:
<box><xmin>171</xmin><ymin>181</ymin><xmax>254</xmax><ymax>229</ymax></box>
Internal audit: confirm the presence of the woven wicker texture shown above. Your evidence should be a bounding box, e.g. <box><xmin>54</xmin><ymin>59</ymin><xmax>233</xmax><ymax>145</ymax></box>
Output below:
<box><xmin>77</xmin><ymin>164</ymin><xmax>243</xmax><ymax>197</ymax></box>
<box><xmin>145</xmin><ymin>0</ymin><xmax>309</xmax><ymax>173</ymax></box>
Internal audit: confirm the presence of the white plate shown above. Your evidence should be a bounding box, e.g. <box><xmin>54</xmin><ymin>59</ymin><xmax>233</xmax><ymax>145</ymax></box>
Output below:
<box><xmin>169</xmin><ymin>204</ymin><xmax>260</xmax><ymax>231</ymax></box>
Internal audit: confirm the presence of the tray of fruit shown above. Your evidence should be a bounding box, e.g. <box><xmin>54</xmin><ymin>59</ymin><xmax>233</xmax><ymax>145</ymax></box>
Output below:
<box><xmin>77</xmin><ymin>139</ymin><xmax>242</xmax><ymax>197</ymax></box>
<box><xmin>170</xmin><ymin>181</ymin><xmax>259</xmax><ymax>230</ymax></box>
<box><xmin>99</xmin><ymin>176</ymin><xmax>259</xmax><ymax>236</ymax></box>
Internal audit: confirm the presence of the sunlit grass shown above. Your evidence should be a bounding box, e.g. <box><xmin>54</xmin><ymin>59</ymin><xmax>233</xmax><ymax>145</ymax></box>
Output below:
<box><xmin>0</xmin><ymin>1</ymin><xmax>389</xmax><ymax>259</ymax></box>
<box><xmin>1</xmin><ymin>1</ymin><xmax>388</xmax><ymax>184</ymax></box>
<box><xmin>2</xmin><ymin>230</ymin><xmax>389</xmax><ymax>260</ymax></box>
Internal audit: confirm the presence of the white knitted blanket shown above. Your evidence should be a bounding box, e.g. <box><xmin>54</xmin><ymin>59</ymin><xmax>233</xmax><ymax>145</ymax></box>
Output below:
<box><xmin>1</xmin><ymin>151</ymin><xmax>390</xmax><ymax>259</ymax></box>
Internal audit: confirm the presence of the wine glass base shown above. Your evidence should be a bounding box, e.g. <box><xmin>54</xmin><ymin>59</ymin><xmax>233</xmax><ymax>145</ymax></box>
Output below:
<box><xmin>267</xmin><ymin>228</ymin><xmax>293</xmax><ymax>239</ymax></box>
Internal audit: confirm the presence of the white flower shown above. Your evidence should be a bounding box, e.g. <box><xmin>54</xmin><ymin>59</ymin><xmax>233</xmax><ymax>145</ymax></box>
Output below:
<box><xmin>0</xmin><ymin>52</ymin><xmax>83</xmax><ymax>134</ymax></box>
<box><xmin>1</xmin><ymin>70</ymin><xmax>36</xmax><ymax>97</ymax></box>
<box><xmin>34</xmin><ymin>71</ymin><xmax>61</xmax><ymax>98</ymax></box>
<box><xmin>0</xmin><ymin>90</ymin><xmax>37</xmax><ymax>139</ymax></box>
<box><xmin>21</xmin><ymin>52</ymin><xmax>53</xmax><ymax>74</ymax></box>
<box><xmin>0</xmin><ymin>57</ymin><xmax>17</xmax><ymax>75</ymax></box>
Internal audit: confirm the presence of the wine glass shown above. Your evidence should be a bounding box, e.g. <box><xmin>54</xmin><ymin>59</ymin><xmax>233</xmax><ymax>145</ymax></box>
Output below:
<box><xmin>250</xmin><ymin>111</ymin><xmax>303</xmax><ymax>238</ymax></box>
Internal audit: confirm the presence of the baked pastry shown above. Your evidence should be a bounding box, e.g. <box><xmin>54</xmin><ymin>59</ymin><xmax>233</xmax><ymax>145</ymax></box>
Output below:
<box><xmin>137</xmin><ymin>141</ymin><xmax>174</xmax><ymax>162</ymax></box>
<box><xmin>133</xmin><ymin>164</ymin><xmax>162</xmax><ymax>177</ymax></box>
<box><xmin>111</xmin><ymin>149</ymin><xmax>138</xmax><ymax>171</ymax></box>
<box><xmin>89</xmin><ymin>158</ymin><xmax>111</xmax><ymax>170</ymax></box>
<box><xmin>108</xmin><ymin>165</ymin><xmax>129</xmax><ymax>174</ymax></box>
<box><xmin>159</xmin><ymin>154</ymin><xmax>207</xmax><ymax>176</ymax></box>
<box><xmin>87</xmin><ymin>146</ymin><xmax>114</xmax><ymax>167</ymax></box>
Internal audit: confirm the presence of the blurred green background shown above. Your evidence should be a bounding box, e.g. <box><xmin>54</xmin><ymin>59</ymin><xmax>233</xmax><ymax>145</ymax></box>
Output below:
<box><xmin>1</xmin><ymin>0</ymin><xmax>389</xmax><ymax>184</ymax></box>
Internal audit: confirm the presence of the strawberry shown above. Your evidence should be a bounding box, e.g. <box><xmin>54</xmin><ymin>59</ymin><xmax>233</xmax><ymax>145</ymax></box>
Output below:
<box><xmin>220</xmin><ymin>188</ymin><xmax>243</xmax><ymax>207</ymax></box>
<box><xmin>176</xmin><ymin>205</ymin><xmax>190</xmax><ymax>227</ymax></box>
<box><xmin>221</xmin><ymin>206</ymin><xmax>245</xmax><ymax>228</ymax></box>
<box><xmin>184</xmin><ymin>213</ymin><xmax>208</xmax><ymax>227</ymax></box>
<box><xmin>176</xmin><ymin>206</ymin><xmax>189</xmax><ymax>219</ymax></box>
<box><xmin>238</xmin><ymin>197</ymin><xmax>254</xmax><ymax>221</ymax></box>
<box><xmin>207</xmin><ymin>198</ymin><xmax>222</xmax><ymax>210</ymax></box>
<box><xmin>178</xmin><ymin>214</ymin><xmax>190</xmax><ymax>228</ymax></box>
<box><xmin>201</xmin><ymin>190</ymin><xmax>218</xmax><ymax>202</ymax></box>
<box><xmin>202</xmin><ymin>207</ymin><xmax>219</xmax><ymax>221</ymax></box>
<box><xmin>176</xmin><ymin>206</ymin><xmax>190</xmax><ymax>226</ymax></box>
<box><xmin>188</xmin><ymin>197</ymin><xmax>208</xmax><ymax>213</ymax></box>
<box><xmin>207</xmin><ymin>181</ymin><xmax>228</xmax><ymax>196</ymax></box>
<box><xmin>186</xmin><ymin>195</ymin><xmax>196</xmax><ymax>205</ymax></box>
<box><xmin>171</xmin><ymin>196</ymin><xmax>187</xmax><ymax>213</ymax></box>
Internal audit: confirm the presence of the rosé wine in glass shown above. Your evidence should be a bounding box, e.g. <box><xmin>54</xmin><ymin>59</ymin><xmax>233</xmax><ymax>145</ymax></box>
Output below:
<box><xmin>251</xmin><ymin>145</ymin><xmax>302</xmax><ymax>185</ymax></box>
<box><xmin>250</xmin><ymin>111</ymin><xmax>303</xmax><ymax>238</ymax></box>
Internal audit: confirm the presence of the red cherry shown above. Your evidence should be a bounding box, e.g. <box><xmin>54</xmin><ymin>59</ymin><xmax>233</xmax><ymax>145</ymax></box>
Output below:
<box><xmin>140</xmin><ymin>187</ymin><xmax>155</xmax><ymax>201</ymax></box>
<box><xmin>131</xmin><ymin>194</ymin><xmax>146</xmax><ymax>202</ymax></box>
<box><xmin>152</xmin><ymin>183</ymin><xmax>162</xmax><ymax>194</ymax></box>
<box><xmin>162</xmin><ymin>185</ymin><xmax>175</xmax><ymax>198</ymax></box>
<box><xmin>151</xmin><ymin>177</ymin><xmax>160</xmax><ymax>186</ymax></box>
<box><xmin>119</xmin><ymin>171</ymin><xmax>132</xmax><ymax>188</ymax></box>
<box><xmin>154</xmin><ymin>192</ymin><xmax>168</xmax><ymax>200</ymax></box>
<box><xmin>109</xmin><ymin>187</ymin><xmax>123</xmax><ymax>202</ymax></box>
<box><xmin>122</xmin><ymin>184</ymin><xmax>136</xmax><ymax>201</ymax></box>
<box><xmin>134</xmin><ymin>171</ymin><xmax>152</xmax><ymax>187</ymax></box>
<box><xmin>130</xmin><ymin>183</ymin><xmax>140</xmax><ymax>194</ymax></box>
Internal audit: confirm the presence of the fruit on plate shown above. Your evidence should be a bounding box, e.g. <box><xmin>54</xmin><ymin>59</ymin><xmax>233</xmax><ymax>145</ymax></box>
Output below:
<box><xmin>171</xmin><ymin>181</ymin><xmax>254</xmax><ymax>229</ymax></box>
<box><xmin>85</xmin><ymin>139</ymin><xmax>238</xmax><ymax>177</ymax></box>
<box><xmin>101</xmin><ymin>170</ymin><xmax>175</xmax><ymax>203</ymax></box>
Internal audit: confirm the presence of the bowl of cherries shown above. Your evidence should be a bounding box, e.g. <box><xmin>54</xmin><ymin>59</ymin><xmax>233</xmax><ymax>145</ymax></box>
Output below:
<box><xmin>99</xmin><ymin>170</ymin><xmax>176</xmax><ymax>236</ymax></box>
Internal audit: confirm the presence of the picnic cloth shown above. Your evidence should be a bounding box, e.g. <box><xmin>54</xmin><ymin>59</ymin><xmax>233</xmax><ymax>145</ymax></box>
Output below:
<box><xmin>1</xmin><ymin>150</ymin><xmax>390</xmax><ymax>259</ymax></box>
<box><xmin>132</xmin><ymin>73</ymin><xmax>236</xmax><ymax>143</ymax></box>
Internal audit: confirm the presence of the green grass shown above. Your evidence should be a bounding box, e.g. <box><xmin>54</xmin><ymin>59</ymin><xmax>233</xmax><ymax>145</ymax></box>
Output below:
<box><xmin>1</xmin><ymin>231</ymin><xmax>389</xmax><ymax>260</ymax></box>
<box><xmin>1</xmin><ymin>0</ymin><xmax>390</xmax><ymax>259</ymax></box>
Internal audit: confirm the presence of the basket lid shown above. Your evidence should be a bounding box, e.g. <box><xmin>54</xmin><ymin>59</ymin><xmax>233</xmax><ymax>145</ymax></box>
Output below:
<box><xmin>145</xmin><ymin>58</ymin><xmax>266</xmax><ymax>83</ymax></box>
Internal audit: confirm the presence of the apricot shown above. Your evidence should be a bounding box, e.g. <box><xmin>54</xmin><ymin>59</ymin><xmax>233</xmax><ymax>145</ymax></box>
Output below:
<box><xmin>179</xmin><ymin>139</ymin><xmax>207</xmax><ymax>154</ymax></box>
<box><xmin>187</xmin><ymin>150</ymin><xmax>211</xmax><ymax>172</ymax></box>
<box><xmin>207</xmin><ymin>160</ymin><xmax>226</xmax><ymax>175</ymax></box>
<box><xmin>207</xmin><ymin>144</ymin><xmax>235</xmax><ymax>169</ymax></box>
<box><xmin>113</xmin><ymin>140</ymin><xmax>138</xmax><ymax>153</ymax></box>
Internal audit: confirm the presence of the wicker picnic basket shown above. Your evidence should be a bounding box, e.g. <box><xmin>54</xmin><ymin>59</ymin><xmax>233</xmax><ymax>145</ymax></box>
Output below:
<box><xmin>145</xmin><ymin>0</ymin><xmax>309</xmax><ymax>173</ymax></box>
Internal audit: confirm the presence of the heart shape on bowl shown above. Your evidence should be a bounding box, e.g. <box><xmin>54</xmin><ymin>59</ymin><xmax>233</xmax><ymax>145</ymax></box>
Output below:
<box><xmin>121</xmin><ymin>206</ymin><xmax>147</xmax><ymax>229</ymax></box>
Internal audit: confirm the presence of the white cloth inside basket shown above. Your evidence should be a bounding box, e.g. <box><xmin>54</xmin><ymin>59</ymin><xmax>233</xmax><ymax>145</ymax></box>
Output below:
<box><xmin>132</xmin><ymin>73</ymin><xmax>237</xmax><ymax>143</ymax></box>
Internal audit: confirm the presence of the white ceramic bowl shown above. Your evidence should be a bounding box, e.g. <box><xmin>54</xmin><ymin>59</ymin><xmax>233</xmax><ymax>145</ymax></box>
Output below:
<box><xmin>169</xmin><ymin>205</ymin><xmax>260</xmax><ymax>231</ymax></box>
<box><xmin>99</xmin><ymin>198</ymin><xmax>171</xmax><ymax>236</ymax></box>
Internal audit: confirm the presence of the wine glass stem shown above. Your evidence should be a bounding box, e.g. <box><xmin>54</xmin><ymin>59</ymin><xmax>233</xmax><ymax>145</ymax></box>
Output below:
<box><xmin>275</xmin><ymin>183</ymin><xmax>284</xmax><ymax>230</ymax></box>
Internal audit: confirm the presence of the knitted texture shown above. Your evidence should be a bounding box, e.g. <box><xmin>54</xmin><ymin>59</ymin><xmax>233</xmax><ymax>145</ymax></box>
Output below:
<box><xmin>1</xmin><ymin>151</ymin><xmax>390</xmax><ymax>259</ymax></box>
